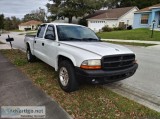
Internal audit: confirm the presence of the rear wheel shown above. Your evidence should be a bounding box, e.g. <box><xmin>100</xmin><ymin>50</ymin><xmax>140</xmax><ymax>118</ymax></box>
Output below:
<box><xmin>26</xmin><ymin>47</ymin><xmax>36</xmax><ymax>62</ymax></box>
<box><xmin>58</xmin><ymin>60</ymin><xmax>79</xmax><ymax>92</ymax></box>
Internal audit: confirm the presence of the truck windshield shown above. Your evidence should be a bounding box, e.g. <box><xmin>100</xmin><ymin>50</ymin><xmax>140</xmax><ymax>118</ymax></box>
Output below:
<box><xmin>57</xmin><ymin>25</ymin><xmax>100</xmax><ymax>42</ymax></box>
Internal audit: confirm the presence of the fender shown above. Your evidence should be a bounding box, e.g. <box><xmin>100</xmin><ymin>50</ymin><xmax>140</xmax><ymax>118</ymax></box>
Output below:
<box><xmin>55</xmin><ymin>51</ymin><xmax>77</xmax><ymax>71</ymax></box>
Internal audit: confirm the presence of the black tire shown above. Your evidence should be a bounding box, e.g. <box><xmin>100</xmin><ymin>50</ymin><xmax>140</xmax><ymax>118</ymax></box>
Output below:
<box><xmin>58</xmin><ymin>60</ymin><xmax>79</xmax><ymax>92</ymax></box>
<box><xmin>26</xmin><ymin>47</ymin><xmax>36</xmax><ymax>62</ymax></box>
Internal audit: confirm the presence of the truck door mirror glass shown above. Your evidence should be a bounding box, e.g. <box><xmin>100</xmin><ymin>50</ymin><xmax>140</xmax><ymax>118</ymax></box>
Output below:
<box><xmin>45</xmin><ymin>34</ymin><xmax>55</xmax><ymax>40</ymax></box>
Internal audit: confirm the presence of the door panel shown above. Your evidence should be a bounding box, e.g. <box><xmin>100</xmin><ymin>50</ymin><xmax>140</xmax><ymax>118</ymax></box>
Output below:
<box><xmin>43</xmin><ymin>25</ymin><xmax>58</xmax><ymax>67</ymax></box>
<box><xmin>33</xmin><ymin>24</ymin><xmax>47</xmax><ymax>61</ymax></box>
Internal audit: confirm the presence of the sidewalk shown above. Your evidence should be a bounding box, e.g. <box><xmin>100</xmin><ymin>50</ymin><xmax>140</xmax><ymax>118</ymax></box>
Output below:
<box><xmin>0</xmin><ymin>53</ymin><xmax>72</xmax><ymax>119</ymax></box>
<box><xmin>0</xmin><ymin>44</ymin><xmax>14</xmax><ymax>49</ymax></box>
<box><xmin>102</xmin><ymin>39</ymin><xmax>160</xmax><ymax>45</ymax></box>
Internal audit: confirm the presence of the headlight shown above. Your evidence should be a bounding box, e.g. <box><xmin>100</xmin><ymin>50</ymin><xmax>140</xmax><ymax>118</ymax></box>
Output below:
<box><xmin>80</xmin><ymin>59</ymin><xmax>101</xmax><ymax>70</ymax></box>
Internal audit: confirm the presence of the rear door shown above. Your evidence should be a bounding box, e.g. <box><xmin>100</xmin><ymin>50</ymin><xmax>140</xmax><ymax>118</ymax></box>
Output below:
<box><xmin>34</xmin><ymin>24</ymin><xmax>47</xmax><ymax>61</ymax></box>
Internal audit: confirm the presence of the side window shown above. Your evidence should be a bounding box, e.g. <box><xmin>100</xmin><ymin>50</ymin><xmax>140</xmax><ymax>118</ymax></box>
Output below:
<box><xmin>45</xmin><ymin>25</ymin><xmax>55</xmax><ymax>40</ymax></box>
<box><xmin>37</xmin><ymin>25</ymin><xmax>46</xmax><ymax>38</ymax></box>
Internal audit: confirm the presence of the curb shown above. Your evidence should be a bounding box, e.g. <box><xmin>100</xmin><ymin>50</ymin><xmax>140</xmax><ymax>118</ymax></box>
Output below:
<box><xmin>104</xmin><ymin>83</ymin><xmax>160</xmax><ymax>112</ymax></box>
<box><xmin>102</xmin><ymin>39</ymin><xmax>160</xmax><ymax>45</ymax></box>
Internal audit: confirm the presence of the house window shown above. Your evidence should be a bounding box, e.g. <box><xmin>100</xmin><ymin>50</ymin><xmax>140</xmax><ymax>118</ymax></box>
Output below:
<box><xmin>141</xmin><ymin>14</ymin><xmax>149</xmax><ymax>24</ymax></box>
<box><xmin>158</xmin><ymin>12</ymin><xmax>160</xmax><ymax>28</ymax></box>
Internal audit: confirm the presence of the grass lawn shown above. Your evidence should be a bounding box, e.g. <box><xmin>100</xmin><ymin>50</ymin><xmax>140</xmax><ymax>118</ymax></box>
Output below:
<box><xmin>97</xmin><ymin>28</ymin><xmax>160</xmax><ymax>41</ymax></box>
<box><xmin>0</xmin><ymin>49</ymin><xmax>160</xmax><ymax>119</ymax></box>
<box><xmin>11</xmin><ymin>29</ymin><xmax>24</xmax><ymax>32</ymax></box>
<box><xmin>104</xmin><ymin>41</ymin><xmax>156</xmax><ymax>47</ymax></box>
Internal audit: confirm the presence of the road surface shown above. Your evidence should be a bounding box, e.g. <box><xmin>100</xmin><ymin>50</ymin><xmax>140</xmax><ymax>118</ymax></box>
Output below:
<box><xmin>1</xmin><ymin>32</ymin><xmax>160</xmax><ymax>112</ymax></box>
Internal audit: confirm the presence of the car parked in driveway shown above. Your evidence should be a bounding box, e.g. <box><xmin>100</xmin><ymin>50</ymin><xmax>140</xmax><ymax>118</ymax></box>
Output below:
<box><xmin>24</xmin><ymin>23</ymin><xmax>138</xmax><ymax>92</ymax></box>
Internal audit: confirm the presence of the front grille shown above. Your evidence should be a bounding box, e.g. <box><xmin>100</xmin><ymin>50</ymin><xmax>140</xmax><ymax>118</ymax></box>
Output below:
<box><xmin>102</xmin><ymin>54</ymin><xmax>135</xmax><ymax>70</ymax></box>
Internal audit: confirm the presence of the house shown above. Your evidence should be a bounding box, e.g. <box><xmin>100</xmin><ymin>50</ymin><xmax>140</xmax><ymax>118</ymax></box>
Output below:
<box><xmin>133</xmin><ymin>4</ymin><xmax>160</xmax><ymax>30</ymax></box>
<box><xmin>19</xmin><ymin>20</ymin><xmax>42</xmax><ymax>31</ymax></box>
<box><xmin>87</xmin><ymin>6</ymin><xmax>139</xmax><ymax>32</ymax></box>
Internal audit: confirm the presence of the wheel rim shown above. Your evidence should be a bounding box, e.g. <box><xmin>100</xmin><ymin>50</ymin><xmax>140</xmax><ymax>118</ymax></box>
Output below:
<box><xmin>59</xmin><ymin>67</ymin><xmax>69</xmax><ymax>87</ymax></box>
<box><xmin>27</xmin><ymin>50</ymin><xmax>30</xmax><ymax>60</ymax></box>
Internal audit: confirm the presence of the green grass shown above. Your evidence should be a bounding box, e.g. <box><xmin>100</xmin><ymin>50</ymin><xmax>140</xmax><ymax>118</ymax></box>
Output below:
<box><xmin>0</xmin><ymin>49</ymin><xmax>160</xmax><ymax>119</ymax></box>
<box><xmin>10</xmin><ymin>29</ymin><xmax>24</xmax><ymax>32</ymax></box>
<box><xmin>104</xmin><ymin>41</ymin><xmax>156</xmax><ymax>47</ymax></box>
<box><xmin>97</xmin><ymin>28</ymin><xmax>160</xmax><ymax>41</ymax></box>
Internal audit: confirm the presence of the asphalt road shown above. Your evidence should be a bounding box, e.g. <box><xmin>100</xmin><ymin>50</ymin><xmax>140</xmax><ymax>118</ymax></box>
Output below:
<box><xmin>0</xmin><ymin>32</ymin><xmax>27</xmax><ymax>51</ymax></box>
<box><xmin>1</xmin><ymin>32</ymin><xmax>160</xmax><ymax>111</ymax></box>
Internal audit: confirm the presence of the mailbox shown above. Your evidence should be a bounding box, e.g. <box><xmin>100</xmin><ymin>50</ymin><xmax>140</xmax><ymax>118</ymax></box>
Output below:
<box><xmin>5</xmin><ymin>35</ymin><xmax>14</xmax><ymax>49</ymax></box>
<box><xmin>6</xmin><ymin>37</ymin><xmax>14</xmax><ymax>42</ymax></box>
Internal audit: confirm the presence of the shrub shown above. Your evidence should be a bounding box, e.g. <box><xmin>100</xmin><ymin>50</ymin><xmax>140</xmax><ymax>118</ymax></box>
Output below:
<box><xmin>127</xmin><ymin>25</ymin><xmax>133</xmax><ymax>30</ymax></box>
<box><xmin>78</xmin><ymin>19</ymin><xmax>87</xmax><ymax>26</ymax></box>
<box><xmin>102</xmin><ymin>26</ymin><xmax>113</xmax><ymax>32</ymax></box>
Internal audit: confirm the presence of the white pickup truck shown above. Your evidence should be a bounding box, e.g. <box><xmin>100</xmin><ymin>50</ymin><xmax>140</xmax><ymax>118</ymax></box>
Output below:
<box><xmin>24</xmin><ymin>23</ymin><xmax>138</xmax><ymax>92</ymax></box>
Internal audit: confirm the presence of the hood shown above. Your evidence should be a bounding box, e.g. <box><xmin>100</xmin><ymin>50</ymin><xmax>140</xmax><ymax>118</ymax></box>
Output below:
<box><xmin>60</xmin><ymin>41</ymin><xmax>134</xmax><ymax>56</ymax></box>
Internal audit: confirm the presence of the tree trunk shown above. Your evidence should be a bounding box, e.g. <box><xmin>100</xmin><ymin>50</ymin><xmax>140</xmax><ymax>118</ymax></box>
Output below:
<box><xmin>68</xmin><ymin>16</ymin><xmax>73</xmax><ymax>23</ymax></box>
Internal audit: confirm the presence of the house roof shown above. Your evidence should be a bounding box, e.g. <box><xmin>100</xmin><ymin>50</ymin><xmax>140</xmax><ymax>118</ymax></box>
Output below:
<box><xmin>136</xmin><ymin>3</ymin><xmax>160</xmax><ymax>12</ymax></box>
<box><xmin>87</xmin><ymin>6</ymin><xmax>137</xmax><ymax>20</ymax></box>
<box><xmin>19</xmin><ymin>20</ymin><xmax>42</xmax><ymax>26</ymax></box>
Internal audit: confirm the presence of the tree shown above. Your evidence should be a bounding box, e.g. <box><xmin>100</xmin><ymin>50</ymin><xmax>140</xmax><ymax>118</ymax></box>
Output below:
<box><xmin>3</xmin><ymin>16</ymin><xmax>21</xmax><ymax>30</ymax></box>
<box><xmin>10</xmin><ymin>16</ymin><xmax>21</xmax><ymax>29</ymax></box>
<box><xmin>23</xmin><ymin>8</ymin><xmax>46</xmax><ymax>22</ymax></box>
<box><xmin>47</xmin><ymin>0</ymin><xmax>105</xmax><ymax>23</ymax></box>
<box><xmin>4</xmin><ymin>17</ymin><xmax>12</xmax><ymax>30</ymax></box>
<box><xmin>0</xmin><ymin>14</ymin><xmax>4</xmax><ymax>29</ymax></box>
<box><xmin>113</xmin><ymin>0</ymin><xmax>160</xmax><ymax>9</ymax></box>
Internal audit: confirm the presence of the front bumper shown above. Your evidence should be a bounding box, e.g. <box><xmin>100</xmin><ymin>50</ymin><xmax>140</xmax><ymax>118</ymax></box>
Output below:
<box><xmin>75</xmin><ymin>63</ymin><xmax>138</xmax><ymax>84</ymax></box>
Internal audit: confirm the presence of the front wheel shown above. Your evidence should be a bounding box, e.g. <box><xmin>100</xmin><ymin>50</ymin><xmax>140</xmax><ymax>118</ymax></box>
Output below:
<box><xmin>58</xmin><ymin>60</ymin><xmax>79</xmax><ymax>92</ymax></box>
<box><xmin>26</xmin><ymin>48</ymin><xmax>36</xmax><ymax>62</ymax></box>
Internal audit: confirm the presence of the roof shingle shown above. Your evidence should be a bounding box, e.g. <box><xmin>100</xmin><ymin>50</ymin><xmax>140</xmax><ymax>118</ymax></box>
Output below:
<box><xmin>136</xmin><ymin>3</ymin><xmax>160</xmax><ymax>12</ymax></box>
<box><xmin>87</xmin><ymin>6</ymin><xmax>137</xmax><ymax>20</ymax></box>
<box><xmin>19</xmin><ymin>20</ymin><xmax>42</xmax><ymax>26</ymax></box>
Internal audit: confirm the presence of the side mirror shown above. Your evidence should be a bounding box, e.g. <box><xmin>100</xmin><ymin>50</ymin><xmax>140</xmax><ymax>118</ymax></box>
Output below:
<box><xmin>45</xmin><ymin>34</ymin><xmax>55</xmax><ymax>40</ymax></box>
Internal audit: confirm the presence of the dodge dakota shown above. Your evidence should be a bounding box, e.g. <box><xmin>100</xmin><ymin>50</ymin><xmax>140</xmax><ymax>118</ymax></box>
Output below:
<box><xmin>24</xmin><ymin>23</ymin><xmax>138</xmax><ymax>92</ymax></box>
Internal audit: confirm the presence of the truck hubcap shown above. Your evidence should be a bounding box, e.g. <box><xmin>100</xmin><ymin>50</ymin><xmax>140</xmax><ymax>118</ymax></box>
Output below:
<box><xmin>59</xmin><ymin>67</ymin><xmax>69</xmax><ymax>86</ymax></box>
<box><xmin>27</xmin><ymin>50</ymin><xmax>30</xmax><ymax>60</ymax></box>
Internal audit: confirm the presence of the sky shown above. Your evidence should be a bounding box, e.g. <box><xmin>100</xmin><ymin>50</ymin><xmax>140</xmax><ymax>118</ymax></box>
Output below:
<box><xmin>0</xmin><ymin>0</ymin><xmax>49</xmax><ymax>19</ymax></box>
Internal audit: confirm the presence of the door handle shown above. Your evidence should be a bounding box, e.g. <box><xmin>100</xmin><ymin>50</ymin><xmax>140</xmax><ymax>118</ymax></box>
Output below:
<box><xmin>34</xmin><ymin>41</ymin><xmax>36</xmax><ymax>43</ymax></box>
<box><xmin>42</xmin><ymin>43</ymin><xmax>44</xmax><ymax>46</ymax></box>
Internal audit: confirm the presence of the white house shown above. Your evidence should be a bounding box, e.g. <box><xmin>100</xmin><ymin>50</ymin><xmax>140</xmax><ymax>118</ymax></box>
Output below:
<box><xmin>19</xmin><ymin>20</ymin><xmax>42</xmax><ymax>31</ymax></box>
<box><xmin>87</xmin><ymin>6</ymin><xmax>139</xmax><ymax>32</ymax></box>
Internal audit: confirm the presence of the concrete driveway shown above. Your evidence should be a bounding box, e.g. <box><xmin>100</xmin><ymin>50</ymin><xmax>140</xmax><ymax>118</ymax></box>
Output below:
<box><xmin>1</xmin><ymin>32</ymin><xmax>160</xmax><ymax>112</ymax></box>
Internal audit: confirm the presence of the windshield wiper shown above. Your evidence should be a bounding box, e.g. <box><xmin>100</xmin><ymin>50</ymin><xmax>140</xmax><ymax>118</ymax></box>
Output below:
<box><xmin>82</xmin><ymin>38</ymin><xmax>100</xmax><ymax>42</ymax></box>
<box><xmin>68</xmin><ymin>37</ymin><xmax>82</xmax><ymax>41</ymax></box>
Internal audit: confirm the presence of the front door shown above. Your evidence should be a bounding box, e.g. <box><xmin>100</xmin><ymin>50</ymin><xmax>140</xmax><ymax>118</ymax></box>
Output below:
<box><xmin>43</xmin><ymin>25</ymin><xmax>58</xmax><ymax>67</ymax></box>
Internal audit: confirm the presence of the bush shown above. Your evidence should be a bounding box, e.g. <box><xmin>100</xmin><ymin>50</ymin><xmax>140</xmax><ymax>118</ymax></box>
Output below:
<box><xmin>78</xmin><ymin>19</ymin><xmax>87</xmax><ymax>26</ymax></box>
<box><xmin>102</xmin><ymin>26</ymin><xmax>113</xmax><ymax>32</ymax></box>
<box><xmin>127</xmin><ymin>25</ymin><xmax>133</xmax><ymax>30</ymax></box>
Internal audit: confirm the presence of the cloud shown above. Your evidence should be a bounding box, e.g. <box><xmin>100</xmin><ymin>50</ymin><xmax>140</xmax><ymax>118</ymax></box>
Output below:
<box><xmin>0</xmin><ymin>0</ymin><xmax>48</xmax><ymax>18</ymax></box>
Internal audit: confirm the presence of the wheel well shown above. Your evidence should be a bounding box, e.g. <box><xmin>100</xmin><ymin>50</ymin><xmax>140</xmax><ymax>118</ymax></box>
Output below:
<box><xmin>26</xmin><ymin>43</ymin><xmax>30</xmax><ymax>50</ymax></box>
<box><xmin>58</xmin><ymin>55</ymin><xmax>74</xmax><ymax>66</ymax></box>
